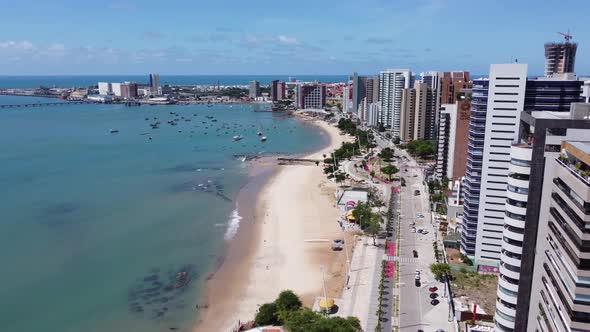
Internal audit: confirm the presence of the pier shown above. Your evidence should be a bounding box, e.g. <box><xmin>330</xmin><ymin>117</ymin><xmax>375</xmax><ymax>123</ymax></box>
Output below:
<box><xmin>0</xmin><ymin>101</ymin><xmax>96</xmax><ymax>109</ymax></box>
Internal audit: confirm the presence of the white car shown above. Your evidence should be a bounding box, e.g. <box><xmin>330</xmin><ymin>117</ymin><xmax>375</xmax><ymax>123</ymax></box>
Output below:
<box><xmin>421</xmin><ymin>230</ymin><xmax>429</xmax><ymax>235</ymax></box>
<box><xmin>411</xmin><ymin>227</ymin><xmax>416</xmax><ymax>233</ymax></box>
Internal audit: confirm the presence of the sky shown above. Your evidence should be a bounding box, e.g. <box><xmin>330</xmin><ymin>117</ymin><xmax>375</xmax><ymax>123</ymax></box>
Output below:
<box><xmin>0</xmin><ymin>0</ymin><xmax>589</xmax><ymax>76</ymax></box>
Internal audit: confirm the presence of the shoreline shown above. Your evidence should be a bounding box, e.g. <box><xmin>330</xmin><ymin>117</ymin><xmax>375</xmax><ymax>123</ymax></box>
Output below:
<box><xmin>194</xmin><ymin>116</ymin><xmax>350</xmax><ymax>331</ymax></box>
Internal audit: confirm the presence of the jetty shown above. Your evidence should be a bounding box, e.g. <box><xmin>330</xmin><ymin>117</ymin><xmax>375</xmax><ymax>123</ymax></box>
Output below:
<box><xmin>0</xmin><ymin>101</ymin><xmax>96</xmax><ymax>109</ymax></box>
<box><xmin>277</xmin><ymin>157</ymin><xmax>322</xmax><ymax>165</ymax></box>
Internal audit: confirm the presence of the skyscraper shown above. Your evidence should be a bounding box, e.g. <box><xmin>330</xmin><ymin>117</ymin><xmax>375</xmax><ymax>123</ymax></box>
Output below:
<box><xmin>436</xmin><ymin>99</ymin><xmax>471</xmax><ymax>181</ymax></box>
<box><xmin>460</xmin><ymin>78</ymin><xmax>489</xmax><ymax>256</ymax></box>
<box><xmin>545</xmin><ymin>41</ymin><xmax>577</xmax><ymax>77</ymax></box>
<box><xmin>270</xmin><ymin>80</ymin><xmax>285</xmax><ymax>101</ymax></box>
<box><xmin>400</xmin><ymin>88</ymin><xmax>416</xmax><ymax>141</ymax></box>
<box><xmin>378</xmin><ymin>69</ymin><xmax>411</xmax><ymax>137</ymax></box>
<box><xmin>351</xmin><ymin>72</ymin><xmax>366</xmax><ymax>115</ymax></box>
<box><xmin>365</xmin><ymin>77</ymin><xmax>375</xmax><ymax>104</ymax></box>
<box><xmin>492</xmin><ymin>105</ymin><xmax>590</xmax><ymax>332</ymax></box>
<box><xmin>149</xmin><ymin>73</ymin><xmax>160</xmax><ymax>95</ymax></box>
<box><xmin>249</xmin><ymin>80</ymin><xmax>260</xmax><ymax>99</ymax></box>
<box><xmin>440</xmin><ymin>71</ymin><xmax>471</xmax><ymax>104</ymax></box>
<box><xmin>421</xmin><ymin>71</ymin><xmax>441</xmax><ymax>138</ymax></box>
<box><xmin>460</xmin><ymin>65</ymin><xmax>584</xmax><ymax>263</ymax></box>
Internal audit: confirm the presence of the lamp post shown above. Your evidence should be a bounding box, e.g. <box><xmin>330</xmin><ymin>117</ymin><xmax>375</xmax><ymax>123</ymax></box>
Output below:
<box><xmin>320</xmin><ymin>265</ymin><xmax>329</xmax><ymax>316</ymax></box>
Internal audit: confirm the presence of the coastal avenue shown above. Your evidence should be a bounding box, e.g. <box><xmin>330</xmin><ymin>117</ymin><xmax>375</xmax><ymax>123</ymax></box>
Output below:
<box><xmin>350</xmin><ymin>132</ymin><xmax>454</xmax><ymax>332</ymax></box>
<box><xmin>370</xmin><ymin>133</ymin><xmax>452</xmax><ymax>332</ymax></box>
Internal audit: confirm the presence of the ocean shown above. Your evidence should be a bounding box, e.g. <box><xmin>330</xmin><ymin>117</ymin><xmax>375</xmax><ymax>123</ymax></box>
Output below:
<box><xmin>0</xmin><ymin>75</ymin><xmax>348</xmax><ymax>89</ymax></box>
<box><xmin>0</xmin><ymin>95</ymin><xmax>328</xmax><ymax>331</ymax></box>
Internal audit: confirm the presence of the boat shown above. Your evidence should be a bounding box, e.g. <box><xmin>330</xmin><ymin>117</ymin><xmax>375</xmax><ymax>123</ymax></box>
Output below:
<box><xmin>233</xmin><ymin>135</ymin><xmax>243</xmax><ymax>141</ymax></box>
<box><xmin>260</xmin><ymin>136</ymin><xmax>267</xmax><ymax>142</ymax></box>
<box><xmin>257</xmin><ymin>131</ymin><xmax>262</xmax><ymax>136</ymax></box>
<box><xmin>110</xmin><ymin>129</ymin><xmax>119</xmax><ymax>134</ymax></box>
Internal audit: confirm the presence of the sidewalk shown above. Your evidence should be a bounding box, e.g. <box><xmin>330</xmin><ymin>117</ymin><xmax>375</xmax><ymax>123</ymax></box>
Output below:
<box><xmin>338</xmin><ymin>236</ymin><xmax>384</xmax><ymax>331</ymax></box>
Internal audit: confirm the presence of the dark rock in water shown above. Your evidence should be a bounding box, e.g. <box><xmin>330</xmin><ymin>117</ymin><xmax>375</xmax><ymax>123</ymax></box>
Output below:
<box><xmin>144</xmin><ymin>275</ymin><xmax>158</xmax><ymax>282</ymax></box>
<box><xmin>42</xmin><ymin>202</ymin><xmax>79</xmax><ymax>217</ymax></box>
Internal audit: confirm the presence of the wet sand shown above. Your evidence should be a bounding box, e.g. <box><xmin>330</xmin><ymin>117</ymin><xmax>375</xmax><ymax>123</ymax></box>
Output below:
<box><xmin>194</xmin><ymin>118</ymin><xmax>351</xmax><ymax>331</ymax></box>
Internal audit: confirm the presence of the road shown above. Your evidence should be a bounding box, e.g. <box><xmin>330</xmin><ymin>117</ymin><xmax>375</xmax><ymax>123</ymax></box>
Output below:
<box><xmin>396</xmin><ymin>149</ymin><xmax>452</xmax><ymax>332</ymax></box>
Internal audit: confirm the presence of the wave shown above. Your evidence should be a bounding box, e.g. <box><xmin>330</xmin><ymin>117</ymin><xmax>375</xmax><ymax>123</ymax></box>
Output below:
<box><xmin>224</xmin><ymin>208</ymin><xmax>242</xmax><ymax>240</ymax></box>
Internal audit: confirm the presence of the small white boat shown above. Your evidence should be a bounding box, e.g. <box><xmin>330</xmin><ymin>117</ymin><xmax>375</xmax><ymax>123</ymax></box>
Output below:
<box><xmin>260</xmin><ymin>136</ymin><xmax>267</xmax><ymax>142</ymax></box>
<box><xmin>233</xmin><ymin>135</ymin><xmax>243</xmax><ymax>141</ymax></box>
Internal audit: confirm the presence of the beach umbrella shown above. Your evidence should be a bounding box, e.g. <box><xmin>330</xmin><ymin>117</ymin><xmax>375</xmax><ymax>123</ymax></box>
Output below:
<box><xmin>319</xmin><ymin>297</ymin><xmax>335</xmax><ymax>309</ymax></box>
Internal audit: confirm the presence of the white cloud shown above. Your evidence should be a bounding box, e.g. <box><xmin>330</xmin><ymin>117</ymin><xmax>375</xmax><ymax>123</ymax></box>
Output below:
<box><xmin>277</xmin><ymin>35</ymin><xmax>299</xmax><ymax>45</ymax></box>
<box><xmin>0</xmin><ymin>40</ymin><xmax>35</xmax><ymax>51</ymax></box>
<box><xmin>48</xmin><ymin>43</ymin><xmax>65</xmax><ymax>51</ymax></box>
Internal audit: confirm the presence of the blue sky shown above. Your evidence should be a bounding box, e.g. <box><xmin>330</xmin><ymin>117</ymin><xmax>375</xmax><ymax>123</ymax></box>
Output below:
<box><xmin>0</xmin><ymin>0</ymin><xmax>588</xmax><ymax>76</ymax></box>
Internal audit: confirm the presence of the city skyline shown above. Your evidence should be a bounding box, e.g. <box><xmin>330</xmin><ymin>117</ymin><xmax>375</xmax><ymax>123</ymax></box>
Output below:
<box><xmin>1</xmin><ymin>0</ymin><xmax>590</xmax><ymax>75</ymax></box>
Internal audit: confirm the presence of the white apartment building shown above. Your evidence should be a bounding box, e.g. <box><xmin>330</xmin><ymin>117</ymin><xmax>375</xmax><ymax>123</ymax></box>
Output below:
<box><xmin>475</xmin><ymin>64</ymin><xmax>528</xmax><ymax>264</ymax></box>
<box><xmin>378</xmin><ymin>69</ymin><xmax>411</xmax><ymax>137</ymax></box>
<box><xmin>98</xmin><ymin>82</ymin><xmax>112</xmax><ymax>95</ymax></box>
<box><xmin>367</xmin><ymin>102</ymin><xmax>379</xmax><ymax>127</ymax></box>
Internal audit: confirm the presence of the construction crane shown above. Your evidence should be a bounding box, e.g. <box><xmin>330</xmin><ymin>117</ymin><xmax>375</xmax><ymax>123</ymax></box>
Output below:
<box><xmin>558</xmin><ymin>31</ymin><xmax>573</xmax><ymax>42</ymax></box>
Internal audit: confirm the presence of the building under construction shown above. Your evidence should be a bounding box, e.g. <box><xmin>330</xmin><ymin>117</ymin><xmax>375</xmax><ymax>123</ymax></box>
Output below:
<box><xmin>544</xmin><ymin>32</ymin><xmax>577</xmax><ymax>77</ymax></box>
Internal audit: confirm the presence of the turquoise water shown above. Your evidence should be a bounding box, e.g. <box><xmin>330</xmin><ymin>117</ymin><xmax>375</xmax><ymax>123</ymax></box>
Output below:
<box><xmin>0</xmin><ymin>97</ymin><xmax>327</xmax><ymax>332</ymax></box>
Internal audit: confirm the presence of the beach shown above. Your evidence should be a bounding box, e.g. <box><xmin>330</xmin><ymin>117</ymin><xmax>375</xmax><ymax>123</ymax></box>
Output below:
<box><xmin>195</xmin><ymin>118</ymin><xmax>351</xmax><ymax>331</ymax></box>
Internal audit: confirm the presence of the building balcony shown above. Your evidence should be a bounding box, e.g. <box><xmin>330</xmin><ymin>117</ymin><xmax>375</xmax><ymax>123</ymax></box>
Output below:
<box><xmin>556</xmin><ymin>157</ymin><xmax>590</xmax><ymax>188</ymax></box>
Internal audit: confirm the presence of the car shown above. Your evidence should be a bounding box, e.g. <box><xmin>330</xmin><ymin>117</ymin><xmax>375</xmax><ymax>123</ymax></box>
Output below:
<box><xmin>415</xmin><ymin>273</ymin><xmax>420</xmax><ymax>281</ymax></box>
<box><xmin>415</xmin><ymin>280</ymin><xmax>421</xmax><ymax>287</ymax></box>
<box><xmin>331</xmin><ymin>239</ymin><xmax>344</xmax><ymax>250</ymax></box>
<box><xmin>411</xmin><ymin>228</ymin><xmax>416</xmax><ymax>233</ymax></box>
<box><xmin>417</xmin><ymin>229</ymin><xmax>423</xmax><ymax>234</ymax></box>
<box><xmin>429</xmin><ymin>286</ymin><xmax>438</xmax><ymax>292</ymax></box>
<box><xmin>431</xmin><ymin>299</ymin><xmax>440</xmax><ymax>305</ymax></box>
<box><xmin>413</xmin><ymin>250</ymin><xmax>418</xmax><ymax>258</ymax></box>
<box><xmin>414</xmin><ymin>190</ymin><xmax>420</xmax><ymax>196</ymax></box>
<box><xmin>429</xmin><ymin>293</ymin><xmax>438</xmax><ymax>299</ymax></box>
<box><xmin>421</xmin><ymin>230</ymin><xmax>429</xmax><ymax>235</ymax></box>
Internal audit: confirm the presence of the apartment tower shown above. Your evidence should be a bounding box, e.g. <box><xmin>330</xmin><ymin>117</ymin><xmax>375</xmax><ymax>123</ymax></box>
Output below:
<box><xmin>378</xmin><ymin>69</ymin><xmax>412</xmax><ymax>137</ymax></box>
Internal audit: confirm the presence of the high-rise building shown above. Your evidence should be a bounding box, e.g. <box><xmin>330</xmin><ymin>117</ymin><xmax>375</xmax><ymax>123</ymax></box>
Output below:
<box><xmin>421</xmin><ymin>71</ymin><xmax>442</xmax><ymax>137</ymax></box>
<box><xmin>491</xmin><ymin>105</ymin><xmax>590</xmax><ymax>332</ymax></box>
<box><xmin>400</xmin><ymin>88</ymin><xmax>416</xmax><ymax>141</ymax></box>
<box><xmin>378</xmin><ymin>69</ymin><xmax>412</xmax><ymax>136</ymax></box>
<box><xmin>545</xmin><ymin>41</ymin><xmax>577</xmax><ymax>77</ymax></box>
<box><xmin>120</xmin><ymin>81</ymin><xmax>138</xmax><ymax>99</ymax></box>
<box><xmin>372</xmin><ymin>74</ymin><xmax>380</xmax><ymax>104</ymax></box>
<box><xmin>461</xmin><ymin>78</ymin><xmax>489</xmax><ymax>256</ymax></box>
<box><xmin>98</xmin><ymin>82</ymin><xmax>112</xmax><ymax>95</ymax></box>
<box><xmin>460</xmin><ymin>65</ymin><xmax>584</xmax><ymax>262</ymax></box>
<box><xmin>149</xmin><ymin>73</ymin><xmax>160</xmax><ymax>95</ymax></box>
<box><xmin>270</xmin><ymin>80</ymin><xmax>285</xmax><ymax>101</ymax></box>
<box><xmin>249</xmin><ymin>80</ymin><xmax>260</xmax><ymax>99</ymax></box>
<box><xmin>435</xmin><ymin>99</ymin><xmax>471</xmax><ymax>181</ymax></box>
<box><xmin>367</xmin><ymin>103</ymin><xmax>379</xmax><ymax>127</ymax></box>
<box><xmin>413</xmin><ymin>82</ymin><xmax>429</xmax><ymax>140</ymax></box>
<box><xmin>365</xmin><ymin>77</ymin><xmax>375</xmax><ymax>104</ymax></box>
<box><xmin>440</xmin><ymin>71</ymin><xmax>471</xmax><ymax>104</ymax></box>
<box><xmin>351</xmin><ymin>72</ymin><xmax>366</xmax><ymax>115</ymax></box>
<box><xmin>296</xmin><ymin>83</ymin><xmax>325</xmax><ymax>109</ymax></box>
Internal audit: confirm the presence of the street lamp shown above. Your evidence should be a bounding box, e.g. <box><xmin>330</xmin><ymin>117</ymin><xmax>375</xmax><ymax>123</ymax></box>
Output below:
<box><xmin>320</xmin><ymin>265</ymin><xmax>329</xmax><ymax>316</ymax></box>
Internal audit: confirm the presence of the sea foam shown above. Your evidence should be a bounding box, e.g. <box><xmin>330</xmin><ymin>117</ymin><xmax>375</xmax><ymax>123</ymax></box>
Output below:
<box><xmin>224</xmin><ymin>208</ymin><xmax>242</xmax><ymax>240</ymax></box>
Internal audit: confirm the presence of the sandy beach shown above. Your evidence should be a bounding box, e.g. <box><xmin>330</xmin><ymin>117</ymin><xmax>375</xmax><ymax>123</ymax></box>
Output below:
<box><xmin>194</xmin><ymin>118</ymin><xmax>351</xmax><ymax>331</ymax></box>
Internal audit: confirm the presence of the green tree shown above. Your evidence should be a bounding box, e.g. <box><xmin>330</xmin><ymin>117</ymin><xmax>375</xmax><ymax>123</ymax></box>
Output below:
<box><xmin>380</xmin><ymin>164</ymin><xmax>399</xmax><ymax>181</ymax></box>
<box><xmin>378</xmin><ymin>147</ymin><xmax>394</xmax><ymax>162</ymax></box>
<box><xmin>370</xmin><ymin>170</ymin><xmax>376</xmax><ymax>179</ymax></box>
<box><xmin>393</xmin><ymin>137</ymin><xmax>401</xmax><ymax>145</ymax></box>
<box><xmin>366</xmin><ymin>214</ymin><xmax>382</xmax><ymax>246</ymax></box>
<box><xmin>275</xmin><ymin>290</ymin><xmax>302</xmax><ymax>313</ymax></box>
<box><xmin>377</xmin><ymin>122</ymin><xmax>386</xmax><ymax>132</ymax></box>
<box><xmin>441</xmin><ymin>176</ymin><xmax>449</xmax><ymax>190</ymax></box>
<box><xmin>283</xmin><ymin>308</ymin><xmax>320</xmax><ymax>332</ymax></box>
<box><xmin>430</xmin><ymin>263</ymin><xmax>452</xmax><ymax>280</ymax></box>
<box><xmin>255</xmin><ymin>302</ymin><xmax>279</xmax><ymax>326</ymax></box>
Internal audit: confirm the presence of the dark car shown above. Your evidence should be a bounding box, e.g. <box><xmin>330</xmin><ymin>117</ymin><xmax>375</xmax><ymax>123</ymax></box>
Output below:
<box><xmin>413</xmin><ymin>250</ymin><xmax>418</xmax><ymax>258</ymax></box>
<box><xmin>429</xmin><ymin>286</ymin><xmax>438</xmax><ymax>292</ymax></box>
<box><xmin>429</xmin><ymin>293</ymin><xmax>438</xmax><ymax>299</ymax></box>
<box><xmin>415</xmin><ymin>280</ymin><xmax>421</xmax><ymax>287</ymax></box>
<box><xmin>431</xmin><ymin>299</ymin><xmax>439</xmax><ymax>305</ymax></box>
<box><xmin>414</xmin><ymin>190</ymin><xmax>420</xmax><ymax>196</ymax></box>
